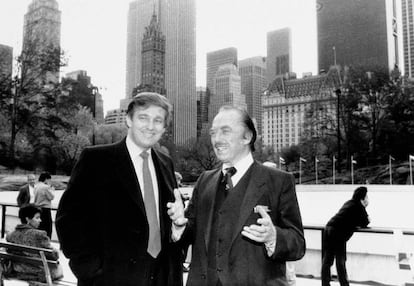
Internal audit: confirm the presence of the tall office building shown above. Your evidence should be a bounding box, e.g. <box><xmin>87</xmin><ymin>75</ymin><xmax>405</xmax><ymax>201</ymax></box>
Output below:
<box><xmin>125</xmin><ymin>0</ymin><xmax>196</xmax><ymax>145</ymax></box>
<box><xmin>206</xmin><ymin>47</ymin><xmax>238</xmax><ymax>96</ymax></box>
<box><xmin>22</xmin><ymin>0</ymin><xmax>61</xmax><ymax>83</ymax></box>
<box><xmin>141</xmin><ymin>13</ymin><xmax>166</xmax><ymax>95</ymax></box>
<box><xmin>0</xmin><ymin>44</ymin><xmax>13</xmax><ymax>80</ymax></box>
<box><xmin>267</xmin><ymin>28</ymin><xmax>292</xmax><ymax>84</ymax></box>
<box><xmin>317</xmin><ymin>0</ymin><xmax>401</xmax><ymax>73</ymax></box>
<box><xmin>239</xmin><ymin>57</ymin><xmax>267</xmax><ymax>135</ymax></box>
<box><xmin>208</xmin><ymin>64</ymin><xmax>246</xmax><ymax>122</ymax></box>
<box><xmin>401</xmin><ymin>0</ymin><xmax>414</xmax><ymax>78</ymax></box>
<box><xmin>196</xmin><ymin>86</ymin><xmax>208</xmax><ymax>138</ymax></box>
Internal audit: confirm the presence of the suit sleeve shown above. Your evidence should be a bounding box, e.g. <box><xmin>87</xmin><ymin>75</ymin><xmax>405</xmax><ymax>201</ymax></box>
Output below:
<box><xmin>55</xmin><ymin>148</ymin><xmax>102</xmax><ymax>279</ymax></box>
<box><xmin>16</xmin><ymin>186</ymin><xmax>28</xmax><ymax>207</ymax></box>
<box><xmin>271</xmin><ymin>173</ymin><xmax>306</xmax><ymax>261</ymax></box>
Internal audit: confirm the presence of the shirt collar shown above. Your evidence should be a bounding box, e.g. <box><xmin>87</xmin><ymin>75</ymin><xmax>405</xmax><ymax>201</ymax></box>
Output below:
<box><xmin>222</xmin><ymin>152</ymin><xmax>254</xmax><ymax>176</ymax></box>
<box><xmin>126</xmin><ymin>135</ymin><xmax>151</xmax><ymax>159</ymax></box>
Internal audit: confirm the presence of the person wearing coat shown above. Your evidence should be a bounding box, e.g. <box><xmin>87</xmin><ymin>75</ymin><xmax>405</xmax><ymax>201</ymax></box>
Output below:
<box><xmin>321</xmin><ymin>186</ymin><xmax>370</xmax><ymax>286</ymax></box>
<box><xmin>6</xmin><ymin>204</ymin><xmax>63</xmax><ymax>282</ymax></box>
<box><xmin>168</xmin><ymin>106</ymin><xmax>305</xmax><ymax>286</ymax></box>
<box><xmin>56</xmin><ymin>92</ymin><xmax>183</xmax><ymax>286</ymax></box>
<box><xmin>16</xmin><ymin>174</ymin><xmax>36</xmax><ymax>207</ymax></box>
<box><xmin>34</xmin><ymin>172</ymin><xmax>55</xmax><ymax>238</ymax></box>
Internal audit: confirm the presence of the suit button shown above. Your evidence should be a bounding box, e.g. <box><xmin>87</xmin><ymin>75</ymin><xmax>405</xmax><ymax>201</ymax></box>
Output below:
<box><xmin>129</xmin><ymin>258</ymin><xmax>137</xmax><ymax>264</ymax></box>
<box><xmin>201</xmin><ymin>274</ymin><xmax>206</xmax><ymax>279</ymax></box>
<box><xmin>217</xmin><ymin>268</ymin><xmax>222</xmax><ymax>272</ymax></box>
<box><xmin>217</xmin><ymin>252</ymin><xmax>222</xmax><ymax>257</ymax></box>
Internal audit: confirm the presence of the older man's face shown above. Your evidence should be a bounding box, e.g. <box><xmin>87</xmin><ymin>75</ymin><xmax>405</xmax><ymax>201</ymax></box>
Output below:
<box><xmin>209</xmin><ymin>109</ymin><xmax>251</xmax><ymax>165</ymax></box>
<box><xmin>27</xmin><ymin>175</ymin><xmax>36</xmax><ymax>187</ymax></box>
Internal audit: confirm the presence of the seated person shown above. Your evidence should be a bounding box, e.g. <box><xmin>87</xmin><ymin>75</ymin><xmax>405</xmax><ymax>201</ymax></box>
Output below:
<box><xmin>5</xmin><ymin>204</ymin><xmax>63</xmax><ymax>282</ymax></box>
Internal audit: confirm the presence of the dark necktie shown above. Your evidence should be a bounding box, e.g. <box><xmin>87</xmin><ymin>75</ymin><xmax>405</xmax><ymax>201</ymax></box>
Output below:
<box><xmin>140</xmin><ymin>151</ymin><xmax>161</xmax><ymax>258</ymax></box>
<box><xmin>223</xmin><ymin>166</ymin><xmax>237</xmax><ymax>192</ymax></box>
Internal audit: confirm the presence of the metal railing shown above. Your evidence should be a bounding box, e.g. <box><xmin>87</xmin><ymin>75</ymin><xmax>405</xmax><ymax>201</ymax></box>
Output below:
<box><xmin>0</xmin><ymin>203</ymin><xmax>58</xmax><ymax>238</ymax></box>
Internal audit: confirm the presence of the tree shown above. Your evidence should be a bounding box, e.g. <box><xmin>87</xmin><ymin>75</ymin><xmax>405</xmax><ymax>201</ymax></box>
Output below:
<box><xmin>0</xmin><ymin>39</ymin><xmax>67</xmax><ymax>167</ymax></box>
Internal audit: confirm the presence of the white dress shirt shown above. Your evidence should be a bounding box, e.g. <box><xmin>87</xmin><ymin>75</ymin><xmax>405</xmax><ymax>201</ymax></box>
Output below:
<box><xmin>126</xmin><ymin>136</ymin><xmax>160</xmax><ymax>223</ymax></box>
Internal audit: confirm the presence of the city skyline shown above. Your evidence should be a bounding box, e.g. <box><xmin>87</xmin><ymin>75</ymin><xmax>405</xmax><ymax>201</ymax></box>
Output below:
<box><xmin>0</xmin><ymin>0</ymin><xmax>317</xmax><ymax>114</ymax></box>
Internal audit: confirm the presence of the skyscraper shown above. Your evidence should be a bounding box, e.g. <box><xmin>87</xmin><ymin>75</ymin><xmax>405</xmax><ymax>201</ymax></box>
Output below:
<box><xmin>208</xmin><ymin>64</ymin><xmax>246</xmax><ymax>122</ymax></box>
<box><xmin>125</xmin><ymin>0</ymin><xmax>196</xmax><ymax>145</ymax></box>
<box><xmin>22</xmin><ymin>0</ymin><xmax>61</xmax><ymax>83</ymax></box>
<box><xmin>317</xmin><ymin>0</ymin><xmax>401</xmax><ymax>73</ymax></box>
<box><xmin>0</xmin><ymin>44</ymin><xmax>13</xmax><ymax>81</ymax></box>
<box><xmin>402</xmin><ymin>0</ymin><xmax>414</xmax><ymax>78</ymax></box>
<box><xmin>160</xmin><ymin>0</ymin><xmax>196</xmax><ymax>145</ymax></box>
<box><xmin>125</xmin><ymin>0</ymin><xmax>159</xmax><ymax>98</ymax></box>
<box><xmin>206</xmin><ymin>47</ymin><xmax>238</xmax><ymax>96</ymax></box>
<box><xmin>239</xmin><ymin>56</ymin><xmax>267</xmax><ymax>135</ymax></box>
<box><xmin>141</xmin><ymin>13</ymin><xmax>166</xmax><ymax>95</ymax></box>
<box><xmin>267</xmin><ymin>28</ymin><xmax>291</xmax><ymax>84</ymax></box>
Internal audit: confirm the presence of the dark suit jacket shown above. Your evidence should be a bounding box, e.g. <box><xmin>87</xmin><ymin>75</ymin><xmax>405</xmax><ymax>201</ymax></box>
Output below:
<box><xmin>183</xmin><ymin>161</ymin><xmax>305</xmax><ymax>286</ymax></box>
<box><xmin>17</xmin><ymin>184</ymin><xmax>30</xmax><ymax>207</ymax></box>
<box><xmin>326</xmin><ymin>199</ymin><xmax>369</xmax><ymax>242</ymax></box>
<box><xmin>55</xmin><ymin>139</ymin><xmax>183</xmax><ymax>286</ymax></box>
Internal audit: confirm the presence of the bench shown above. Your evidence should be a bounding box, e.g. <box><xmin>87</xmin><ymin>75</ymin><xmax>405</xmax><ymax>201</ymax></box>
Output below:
<box><xmin>0</xmin><ymin>241</ymin><xmax>76</xmax><ymax>286</ymax></box>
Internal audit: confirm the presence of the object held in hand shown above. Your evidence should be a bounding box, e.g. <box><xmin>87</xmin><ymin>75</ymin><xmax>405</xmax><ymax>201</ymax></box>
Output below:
<box><xmin>254</xmin><ymin>205</ymin><xmax>270</xmax><ymax>213</ymax></box>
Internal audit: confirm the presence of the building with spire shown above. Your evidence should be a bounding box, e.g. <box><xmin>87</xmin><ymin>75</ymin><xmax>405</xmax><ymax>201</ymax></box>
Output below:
<box><xmin>141</xmin><ymin>13</ymin><xmax>166</xmax><ymax>95</ymax></box>
<box><xmin>125</xmin><ymin>0</ymin><xmax>196</xmax><ymax>145</ymax></box>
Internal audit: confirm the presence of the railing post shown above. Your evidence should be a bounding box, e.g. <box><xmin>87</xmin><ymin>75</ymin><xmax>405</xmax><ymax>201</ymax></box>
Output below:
<box><xmin>1</xmin><ymin>205</ymin><xmax>6</xmax><ymax>238</ymax></box>
<box><xmin>321</xmin><ymin>227</ymin><xmax>325</xmax><ymax>263</ymax></box>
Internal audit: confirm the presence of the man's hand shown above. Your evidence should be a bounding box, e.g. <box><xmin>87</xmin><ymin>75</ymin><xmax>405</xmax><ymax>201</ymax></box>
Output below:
<box><xmin>241</xmin><ymin>206</ymin><xmax>276</xmax><ymax>244</ymax></box>
<box><xmin>167</xmin><ymin>189</ymin><xmax>188</xmax><ymax>227</ymax></box>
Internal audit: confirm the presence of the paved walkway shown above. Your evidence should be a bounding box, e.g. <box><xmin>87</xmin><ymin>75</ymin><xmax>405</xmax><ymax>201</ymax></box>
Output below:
<box><xmin>1</xmin><ymin>243</ymin><xmax>379</xmax><ymax>286</ymax></box>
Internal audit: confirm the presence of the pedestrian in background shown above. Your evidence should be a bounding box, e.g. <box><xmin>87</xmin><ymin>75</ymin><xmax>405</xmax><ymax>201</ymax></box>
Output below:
<box><xmin>6</xmin><ymin>204</ymin><xmax>63</xmax><ymax>282</ymax></box>
<box><xmin>17</xmin><ymin>174</ymin><xmax>36</xmax><ymax>207</ymax></box>
<box><xmin>321</xmin><ymin>186</ymin><xmax>370</xmax><ymax>286</ymax></box>
<box><xmin>34</xmin><ymin>172</ymin><xmax>55</xmax><ymax>238</ymax></box>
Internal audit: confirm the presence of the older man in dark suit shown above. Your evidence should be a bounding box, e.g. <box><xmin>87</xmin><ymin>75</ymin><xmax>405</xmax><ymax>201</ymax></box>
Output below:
<box><xmin>168</xmin><ymin>105</ymin><xmax>305</xmax><ymax>286</ymax></box>
<box><xmin>56</xmin><ymin>92</ymin><xmax>183</xmax><ymax>286</ymax></box>
<box><xmin>17</xmin><ymin>174</ymin><xmax>36</xmax><ymax>206</ymax></box>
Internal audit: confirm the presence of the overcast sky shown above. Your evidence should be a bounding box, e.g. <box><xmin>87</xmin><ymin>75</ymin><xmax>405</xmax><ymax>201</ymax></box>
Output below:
<box><xmin>0</xmin><ymin>0</ymin><xmax>317</xmax><ymax>113</ymax></box>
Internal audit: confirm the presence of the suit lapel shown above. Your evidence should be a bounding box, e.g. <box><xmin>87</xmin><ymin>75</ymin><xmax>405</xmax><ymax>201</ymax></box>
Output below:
<box><xmin>202</xmin><ymin>169</ymin><xmax>222</xmax><ymax>252</ymax></box>
<box><xmin>230</xmin><ymin>162</ymin><xmax>267</xmax><ymax>246</ymax></box>
<box><xmin>114</xmin><ymin>139</ymin><xmax>146</xmax><ymax>216</ymax></box>
<box><xmin>151</xmin><ymin>149</ymin><xmax>174</xmax><ymax>242</ymax></box>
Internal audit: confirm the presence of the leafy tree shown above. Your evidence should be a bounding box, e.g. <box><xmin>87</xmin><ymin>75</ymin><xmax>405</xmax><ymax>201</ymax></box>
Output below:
<box><xmin>0</xmin><ymin>39</ymin><xmax>67</xmax><ymax>167</ymax></box>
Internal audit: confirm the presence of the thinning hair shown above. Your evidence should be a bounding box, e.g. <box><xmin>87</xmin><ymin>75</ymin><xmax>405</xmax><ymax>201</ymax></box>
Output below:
<box><xmin>126</xmin><ymin>92</ymin><xmax>173</xmax><ymax>126</ymax></box>
<box><xmin>218</xmin><ymin>105</ymin><xmax>257</xmax><ymax>152</ymax></box>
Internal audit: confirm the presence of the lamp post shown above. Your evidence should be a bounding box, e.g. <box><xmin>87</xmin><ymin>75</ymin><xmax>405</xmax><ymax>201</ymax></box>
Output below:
<box><xmin>90</xmin><ymin>86</ymin><xmax>98</xmax><ymax>145</ymax></box>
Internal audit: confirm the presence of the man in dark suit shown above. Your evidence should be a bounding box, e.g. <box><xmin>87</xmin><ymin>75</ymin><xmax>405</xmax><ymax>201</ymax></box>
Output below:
<box><xmin>168</xmin><ymin>105</ymin><xmax>305</xmax><ymax>286</ymax></box>
<box><xmin>321</xmin><ymin>186</ymin><xmax>370</xmax><ymax>286</ymax></box>
<box><xmin>17</xmin><ymin>174</ymin><xmax>36</xmax><ymax>207</ymax></box>
<box><xmin>56</xmin><ymin>92</ymin><xmax>183</xmax><ymax>286</ymax></box>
